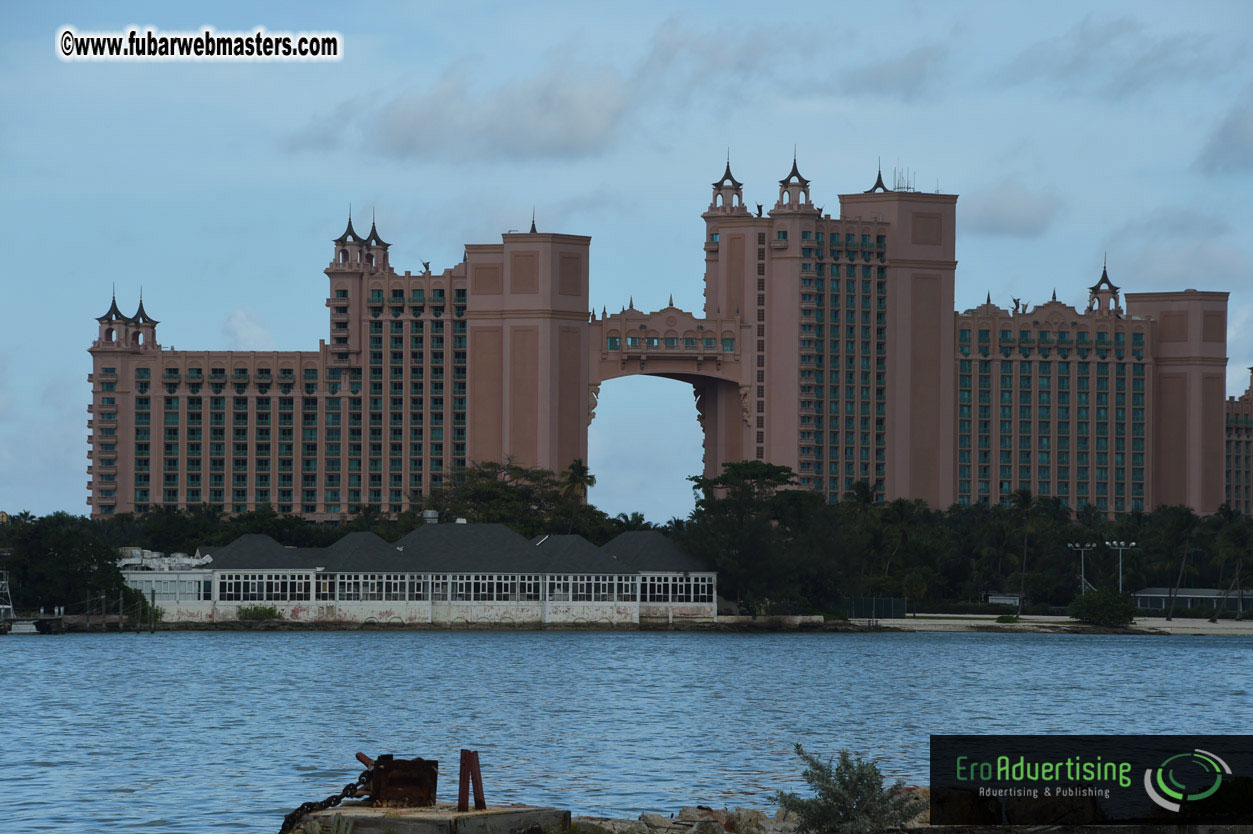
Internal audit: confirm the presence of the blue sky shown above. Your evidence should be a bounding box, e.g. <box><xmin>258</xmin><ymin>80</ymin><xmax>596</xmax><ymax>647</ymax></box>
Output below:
<box><xmin>3</xmin><ymin>1</ymin><xmax>1253</xmax><ymax>522</ymax></box>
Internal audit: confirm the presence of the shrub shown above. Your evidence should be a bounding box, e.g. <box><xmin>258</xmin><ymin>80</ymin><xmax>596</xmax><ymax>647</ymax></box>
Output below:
<box><xmin>995</xmin><ymin>614</ymin><xmax>1020</xmax><ymax>623</ymax></box>
<box><xmin>235</xmin><ymin>604</ymin><xmax>283</xmax><ymax>621</ymax></box>
<box><xmin>774</xmin><ymin>743</ymin><xmax>925</xmax><ymax>834</ymax></box>
<box><xmin>1067</xmin><ymin>589</ymin><xmax>1136</xmax><ymax>626</ymax></box>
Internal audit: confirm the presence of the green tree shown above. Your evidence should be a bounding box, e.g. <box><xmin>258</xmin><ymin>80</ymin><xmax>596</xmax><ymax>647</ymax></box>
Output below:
<box><xmin>1068</xmin><ymin>588</ymin><xmax>1136</xmax><ymax>627</ymax></box>
<box><xmin>1009</xmin><ymin>488</ymin><xmax>1035</xmax><ymax>615</ymax></box>
<box><xmin>0</xmin><ymin>512</ymin><xmax>128</xmax><ymax>611</ymax></box>
<box><xmin>682</xmin><ymin>461</ymin><xmax>797</xmax><ymax>607</ymax></box>
<box><xmin>560</xmin><ymin>458</ymin><xmax>597</xmax><ymax>534</ymax></box>
<box><xmin>774</xmin><ymin>744</ymin><xmax>925</xmax><ymax>834</ymax></box>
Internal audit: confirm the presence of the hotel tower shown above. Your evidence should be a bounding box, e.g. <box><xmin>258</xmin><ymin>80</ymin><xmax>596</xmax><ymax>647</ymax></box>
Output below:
<box><xmin>88</xmin><ymin>159</ymin><xmax>1231</xmax><ymax>519</ymax></box>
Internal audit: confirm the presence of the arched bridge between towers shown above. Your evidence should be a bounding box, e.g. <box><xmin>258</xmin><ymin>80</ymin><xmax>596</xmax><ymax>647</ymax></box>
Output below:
<box><xmin>588</xmin><ymin>306</ymin><xmax>753</xmax><ymax>475</ymax></box>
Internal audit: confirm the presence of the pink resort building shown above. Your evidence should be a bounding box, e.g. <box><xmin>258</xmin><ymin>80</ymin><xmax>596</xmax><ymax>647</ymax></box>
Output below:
<box><xmin>88</xmin><ymin>159</ymin><xmax>1231</xmax><ymax>520</ymax></box>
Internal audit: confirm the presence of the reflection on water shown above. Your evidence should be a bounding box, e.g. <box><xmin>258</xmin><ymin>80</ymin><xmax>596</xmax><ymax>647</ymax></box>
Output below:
<box><xmin>2</xmin><ymin>631</ymin><xmax>1250</xmax><ymax>833</ymax></box>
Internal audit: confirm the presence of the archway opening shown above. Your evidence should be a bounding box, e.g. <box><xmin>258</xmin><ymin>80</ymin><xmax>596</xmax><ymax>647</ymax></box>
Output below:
<box><xmin>587</xmin><ymin>375</ymin><xmax>705</xmax><ymax>525</ymax></box>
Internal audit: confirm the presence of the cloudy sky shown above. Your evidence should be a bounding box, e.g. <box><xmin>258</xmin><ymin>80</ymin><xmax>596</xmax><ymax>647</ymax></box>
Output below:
<box><xmin>3</xmin><ymin>1</ymin><xmax>1252</xmax><ymax>522</ymax></box>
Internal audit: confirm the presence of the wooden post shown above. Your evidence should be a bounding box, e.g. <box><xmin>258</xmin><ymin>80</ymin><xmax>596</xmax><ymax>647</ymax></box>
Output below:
<box><xmin>457</xmin><ymin>750</ymin><xmax>469</xmax><ymax>812</ymax></box>
<box><xmin>457</xmin><ymin>749</ymin><xmax>486</xmax><ymax>812</ymax></box>
<box><xmin>118</xmin><ymin>590</ymin><xmax>123</xmax><ymax>632</ymax></box>
<box><xmin>150</xmin><ymin>589</ymin><xmax>156</xmax><ymax>633</ymax></box>
<box><xmin>470</xmin><ymin>750</ymin><xmax>485</xmax><ymax>810</ymax></box>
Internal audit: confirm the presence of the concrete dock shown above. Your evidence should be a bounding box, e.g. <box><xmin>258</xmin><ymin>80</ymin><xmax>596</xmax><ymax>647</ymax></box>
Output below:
<box><xmin>294</xmin><ymin>801</ymin><xmax>570</xmax><ymax>834</ymax></box>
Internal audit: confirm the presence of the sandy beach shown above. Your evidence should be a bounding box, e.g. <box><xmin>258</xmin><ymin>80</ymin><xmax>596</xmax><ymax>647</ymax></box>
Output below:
<box><xmin>881</xmin><ymin>613</ymin><xmax>1253</xmax><ymax>636</ymax></box>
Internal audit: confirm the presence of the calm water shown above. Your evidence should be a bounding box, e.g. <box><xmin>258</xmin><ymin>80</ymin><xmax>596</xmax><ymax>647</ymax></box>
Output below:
<box><xmin>3</xmin><ymin>631</ymin><xmax>1251</xmax><ymax>832</ymax></box>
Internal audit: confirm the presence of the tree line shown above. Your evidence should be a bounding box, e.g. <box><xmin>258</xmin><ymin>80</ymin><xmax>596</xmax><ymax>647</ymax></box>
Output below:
<box><xmin>1</xmin><ymin>459</ymin><xmax>1248</xmax><ymax>614</ymax></box>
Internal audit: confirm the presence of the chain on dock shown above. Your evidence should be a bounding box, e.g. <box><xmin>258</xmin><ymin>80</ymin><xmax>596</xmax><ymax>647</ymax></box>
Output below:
<box><xmin>278</xmin><ymin>767</ymin><xmax>371</xmax><ymax>834</ymax></box>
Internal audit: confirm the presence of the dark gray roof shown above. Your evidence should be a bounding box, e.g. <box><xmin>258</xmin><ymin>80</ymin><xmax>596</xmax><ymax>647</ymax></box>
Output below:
<box><xmin>1133</xmin><ymin>587</ymin><xmax>1247</xmax><ymax>597</ymax></box>
<box><xmin>191</xmin><ymin>525</ymin><xmax>708</xmax><ymax>575</ymax></box>
<box><xmin>531</xmin><ymin>535</ymin><xmax>623</xmax><ymax>574</ymax></box>
<box><xmin>196</xmin><ymin>534</ymin><xmax>315</xmax><ymax>570</ymax></box>
<box><xmin>600</xmin><ymin>531</ymin><xmax>709</xmax><ymax>572</ymax></box>
<box><xmin>393</xmin><ymin>523</ymin><xmax>536</xmax><ymax>572</ymax></box>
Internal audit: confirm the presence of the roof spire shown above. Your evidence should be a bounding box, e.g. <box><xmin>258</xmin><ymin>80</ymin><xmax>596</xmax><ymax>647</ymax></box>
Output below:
<box><xmin>530</xmin><ymin>207</ymin><xmax>537</xmax><ymax>234</ymax></box>
<box><xmin>985</xmin><ymin>291</ymin><xmax>991</xmax><ymax>305</ymax></box>
<box><xmin>366</xmin><ymin>212</ymin><xmax>388</xmax><ymax>247</ymax></box>
<box><xmin>334</xmin><ymin>206</ymin><xmax>362</xmax><ymax>244</ymax></box>
<box><xmin>864</xmin><ymin>157</ymin><xmax>891</xmax><ymax>193</ymax></box>
<box><xmin>628</xmin><ymin>295</ymin><xmax>634</xmax><ymax>309</ymax></box>
<box><xmin>714</xmin><ymin>152</ymin><xmax>742</xmax><ymax>189</ymax></box>
<box><xmin>97</xmin><ymin>285</ymin><xmax>129</xmax><ymax>323</ymax></box>
<box><xmin>1051</xmin><ymin>288</ymin><xmax>1057</xmax><ymax>302</ymax></box>
<box><xmin>668</xmin><ymin>293</ymin><xmax>674</xmax><ymax>307</ymax></box>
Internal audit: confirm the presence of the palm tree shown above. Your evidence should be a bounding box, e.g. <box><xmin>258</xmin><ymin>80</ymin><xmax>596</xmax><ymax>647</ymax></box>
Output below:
<box><xmin>1009</xmin><ymin>488</ymin><xmax>1035</xmax><ymax>615</ymax></box>
<box><xmin>560</xmin><ymin>458</ymin><xmax>596</xmax><ymax>534</ymax></box>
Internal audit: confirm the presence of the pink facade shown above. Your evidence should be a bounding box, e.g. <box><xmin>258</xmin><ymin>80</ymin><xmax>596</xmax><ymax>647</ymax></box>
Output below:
<box><xmin>88</xmin><ymin>161</ymin><xmax>1230</xmax><ymax>519</ymax></box>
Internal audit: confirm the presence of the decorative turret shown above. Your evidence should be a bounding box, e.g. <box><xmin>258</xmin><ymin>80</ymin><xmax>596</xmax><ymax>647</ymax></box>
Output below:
<box><xmin>94</xmin><ymin>290</ymin><xmax>133</xmax><ymax>348</ymax></box>
<box><xmin>96</xmin><ymin>292</ymin><xmax>130</xmax><ymax>325</ymax></box>
<box><xmin>1087</xmin><ymin>257</ymin><xmax>1122</xmax><ymax>316</ymax></box>
<box><xmin>707</xmin><ymin>154</ymin><xmax>747</xmax><ymax>214</ymax></box>
<box><xmin>774</xmin><ymin>152</ymin><xmax>813</xmax><ymax>211</ymax></box>
<box><xmin>332</xmin><ymin>211</ymin><xmax>368</xmax><ymax>267</ymax></box>
<box><xmin>129</xmin><ymin>291</ymin><xmax>159</xmax><ymax>349</ymax></box>
<box><xmin>864</xmin><ymin>165</ymin><xmax>892</xmax><ymax>194</ymax></box>
<box><xmin>363</xmin><ymin>212</ymin><xmax>391</xmax><ymax>270</ymax></box>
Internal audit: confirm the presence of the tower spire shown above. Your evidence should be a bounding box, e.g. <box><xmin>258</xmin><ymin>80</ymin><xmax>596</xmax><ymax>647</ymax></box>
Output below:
<box><xmin>530</xmin><ymin>207</ymin><xmax>537</xmax><ymax>234</ymax></box>
<box><xmin>985</xmin><ymin>291</ymin><xmax>991</xmax><ymax>305</ymax></box>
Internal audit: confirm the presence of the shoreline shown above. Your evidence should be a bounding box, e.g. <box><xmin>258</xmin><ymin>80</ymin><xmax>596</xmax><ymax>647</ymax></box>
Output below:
<box><xmin>21</xmin><ymin>612</ymin><xmax>1253</xmax><ymax>635</ymax></box>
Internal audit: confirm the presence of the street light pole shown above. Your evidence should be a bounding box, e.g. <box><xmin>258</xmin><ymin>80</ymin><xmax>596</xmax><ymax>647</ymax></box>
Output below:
<box><xmin>1104</xmin><ymin>541</ymin><xmax>1137</xmax><ymax>594</ymax></box>
<box><xmin>1068</xmin><ymin>542</ymin><xmax>1098</xmax><ymax>594</ymax></box>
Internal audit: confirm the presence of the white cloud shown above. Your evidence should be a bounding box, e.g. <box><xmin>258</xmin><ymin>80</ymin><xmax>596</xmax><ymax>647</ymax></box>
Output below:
<box><xmin>962</xmin><ymin>180</ymin><xmax>1061</xmax><ymax>237</ymax></box>
<box><xmin>846</xmin><ymin>45</ymin><xmax>947</xmax><ymax>101</ymax></box>
<box><xmin>1004</xmin><ymin>16</ymin><xmax>1237</xmax><ymax>98</ymax></box>
<box><xmin>222</xmin><ymin>308</ymin><xmax>275</xmax><ymax>350</ymax></box>
<box><xmin>371</xmin><ymin>64</ymin><xmax>632</xmax><ymax>161</ymax></box>
<box><xmin>1197</xmin><ymin>85</ymin><xmax>1253</xmax><ymax>174</ymax></box>
<box><xmin>287</xmin><ymin>21</ymin><xmax>808</xmax><ymax>162</ymax></box>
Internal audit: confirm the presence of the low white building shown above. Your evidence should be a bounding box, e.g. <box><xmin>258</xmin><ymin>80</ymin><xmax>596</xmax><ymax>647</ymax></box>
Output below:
<box><xmin>121</xmin><ymin>524</ymin><xmax>716</xmax><ymax>626</ymax></box>
<box><xmin>1132</xmin><ymin>586</ymin><xmax>1251</xmax><ymax>612</ymax></box>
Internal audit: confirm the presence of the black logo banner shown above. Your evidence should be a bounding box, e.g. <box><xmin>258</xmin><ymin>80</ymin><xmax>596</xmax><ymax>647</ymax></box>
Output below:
<box><xmin>930</xmin><ymin>735</ymin><xmax>1253</xmax><ymax>825</ymax></box>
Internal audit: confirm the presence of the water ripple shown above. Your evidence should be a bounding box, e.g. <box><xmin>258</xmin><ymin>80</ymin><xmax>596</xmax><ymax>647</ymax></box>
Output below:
<box><xmin>1</xmin><ymin>631</ymin><xmax>1250</xmax><ymax>832</ymax></box>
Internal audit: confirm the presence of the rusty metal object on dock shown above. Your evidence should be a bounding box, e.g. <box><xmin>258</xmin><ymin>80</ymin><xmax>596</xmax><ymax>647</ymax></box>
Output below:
<box><xmin>365</xmin><ymin>753</ymin><xmax>439</xmax><ymax>807</ymax></box>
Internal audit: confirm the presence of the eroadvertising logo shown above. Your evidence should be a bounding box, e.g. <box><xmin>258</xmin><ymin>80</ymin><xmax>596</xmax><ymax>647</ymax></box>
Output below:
<box><xmin>930</xmin><ymin>735</ymin><xmax>1253</xmax><ymax>825</ymax></box>
<box><xmin>1144</xmin><ymin>749</ymin><xmax>1231</xmax><ymax>812</ymax></box>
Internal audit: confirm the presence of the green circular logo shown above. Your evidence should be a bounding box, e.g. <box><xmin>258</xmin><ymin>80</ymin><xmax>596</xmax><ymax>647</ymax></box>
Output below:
<box><xmin>1144</xmin><ymin>749</ymin><xmax>1230</xmax><ymax>812</ymax></box>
